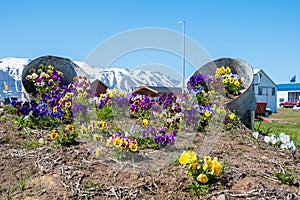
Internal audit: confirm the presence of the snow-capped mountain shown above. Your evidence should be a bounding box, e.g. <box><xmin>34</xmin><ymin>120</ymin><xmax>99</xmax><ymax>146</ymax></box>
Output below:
<box><xmin>0</xmin><ymin>58</ymin><xmax>31</xmax><ymax>80</ymax></box>
<box><xmin>74</xmin><ymin>61</ymin><xmax>180</xmax><ymax>91</ymax></box>
<box><xmin>0</xmin><ymin>58</ymin><xmax>180</xmax><ymax>99</ymax></box>
<box><xmin>0</xmin><ymin>58</ymin><xmax>31</xmax><ymax>98</ymax></box>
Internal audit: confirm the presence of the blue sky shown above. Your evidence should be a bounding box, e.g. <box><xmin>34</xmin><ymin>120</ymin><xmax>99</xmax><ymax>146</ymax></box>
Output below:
<box><xmin>1</xmin><ymin>0</ymin><xmax>299</xmax><ymax>83</ymax></box>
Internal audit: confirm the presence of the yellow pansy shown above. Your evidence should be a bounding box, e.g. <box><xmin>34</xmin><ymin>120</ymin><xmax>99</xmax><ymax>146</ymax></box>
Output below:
<box><xmin>234</xmin><ymin>80</ymin><xmax>240</xmax><ymax>86</ymax></box>
<box><xmin>50</xmin><ymin>129</ymin><xmax>59</xmax><ymax>140</ymax></box>
<box><xmin>39</xmin><ymin>64</ymin><xmax>46</xmax><ymax>69</ymax></box>
<box><xmin>120</xmin><ymin>139</ymin><xmax>128</xmax><ymax>149</ymax></box>
<box><xmin>188</xmin><ymin>151</ymin><xmax>197</xmax><ymax>162</ymax></box>
<box><xmin>196</xmin><ymin>174</ymin><xmax>209</xmax><ymax>183</ymax></box>
<box><xmin>113</xmin><ymin>137</ymin><xmax>122</xmax><ymax>148</ymax></box>
<box><xmin>225</xmin><ymin>66</ymin><xmax>231</xmax><ymax>74</ymax></box>
<box><xmin>190</xmin><ymin>161</ymin><xmax>199</xmax><ymax>171</ymax></box>
<box><xmin>204</xmin><ymin>110</ymin><xmax>211</xmax><ymax>118</ymax></box>
<box><xmin>93</xmin><ymin>134</ymin><xmax>103</xmax><ymax>142</ymax></box>
<box><xmin>65</xmin><ymin>101</ymin><xmax>72</xmax><ymax>108</ymax></box>
<box><xmin>204</xmin><ymin>156</ymin><xmax>212</xmax><ymax>167</ymax></box>
<box><xmin>65</xmin><ymin>124</ymin><xmax>74</xmax><ymax>133</ymax></box>
<box><xmin>142</xmin><ymin>119</ymin><xmax>149</xmax><ymax>126</ymax></box>
<box><xmin>48</xmin><ymin>65</ymin><xmax>54</xmax><ymax>70</ymax></box>
<box><xmin>129</xmin><ymin>143</ymin><xmax>138</xmax><ymax>152</ymax></box>
<box><xmin>29</xmin><ymin>68</ymin><xmax>36</xmax><ymax>74</ymax></box>
<box><xmin>223</xmin><ymin>78</ymin><xmax>229</xmax><ymax>84</ymax></box>
<box><xmin>179</xmin><ymin>151</ymin><xmax>191</xmax><ymax>165</ymax></box>
<box><xmin>211</xmin><ymin>157</ymin><xmax>222</xmax><ymax>176</ymax></box>
<box><xmin>80</xmin><ymin>126</ymin><xmax>88</xmax><ymax>136</ymax></box>
<box><xmin>229</xmin><ymin>113</ymin><xmax>235</xmax><ymax>120</ymax></box>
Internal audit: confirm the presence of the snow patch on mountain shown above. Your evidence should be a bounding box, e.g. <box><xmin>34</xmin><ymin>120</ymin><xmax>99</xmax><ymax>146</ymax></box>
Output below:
<box><xmin>74</xmin><ymin>61</ymin><xmax>180</xmax><ymax>91</ymax></box>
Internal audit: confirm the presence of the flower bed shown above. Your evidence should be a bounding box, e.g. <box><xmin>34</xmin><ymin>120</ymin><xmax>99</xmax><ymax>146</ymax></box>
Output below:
<box><xmin>4</xmin><ymin>63</ymin><xmax>297</xmax><ymax>197</ymax></box>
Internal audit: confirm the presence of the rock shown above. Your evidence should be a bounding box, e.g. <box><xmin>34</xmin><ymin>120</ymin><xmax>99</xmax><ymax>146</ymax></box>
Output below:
<box><xmin>217</xmin><ymin>194</ymin><xmax>226</xmax><ymax>200</ymax></box>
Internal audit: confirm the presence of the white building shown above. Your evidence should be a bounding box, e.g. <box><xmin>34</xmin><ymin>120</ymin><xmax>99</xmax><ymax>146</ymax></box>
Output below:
<box><xmin>253</xmin><ymin>69</ymin><xmax>277</xmax><ymax>113</ymax></box>
<box><xmin>277</xmin><ymin>83</ymin><xmax>300</xmax><ymax>106</ymax></box>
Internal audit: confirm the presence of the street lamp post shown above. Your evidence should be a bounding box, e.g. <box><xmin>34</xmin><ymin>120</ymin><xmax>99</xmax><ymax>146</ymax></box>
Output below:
<box><xmin>179</xmin><ymin>21</ymin><xmax>185</xmax><ymax>93</ymax></box>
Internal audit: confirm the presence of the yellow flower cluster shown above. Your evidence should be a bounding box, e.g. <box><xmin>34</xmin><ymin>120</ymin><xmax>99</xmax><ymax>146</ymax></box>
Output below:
<box><xmin>89</xmin><ymin>120</ymin><xmax>108</xmax><ymax>130</ymax></box>
<box><xmin>215</xmin><ymin>66</ymin><xmax>243</xmax><ymax>96</ymax></box>
<box><xmin>93</xmin><ymin>134</ymin><xmax>103</xmax><ymax>142</ymax></box>
<box><xmin>179</xmin><ymin>151</ymin><xmax>197</xmax><ymax>164</ymax></box>
<box><xmin>107</xmin><ymin>132</ymin><xmax>138</xmax><ymax>152</ymax></box>
<box><xmin>106</xmin><ymin>89</ymin><xmax>127</xmax><ymax>97</ymax></box>
<box><xmin>179</xmin><ymin>151</ymin><xmax>223</xmax><ymax>184</ymax></box>
<box><xmin>216</xmin><ymin>66</ymin><xmax>231</xmax><ymax>75</ymax></box>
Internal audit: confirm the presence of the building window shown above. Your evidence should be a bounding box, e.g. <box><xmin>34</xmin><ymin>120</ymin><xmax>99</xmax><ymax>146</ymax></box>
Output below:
<box><xmin>258</xmin><ymin>87</ymin><xmax>263</xmax><ymax>95</ymax></box>
<box><xmin>279</xmin><ymin>98</ymin><xmax>284</xmax><ymax>102</ymax></box>
<box><xmin>272</xmin><ymin>88</ymin><xmax>275</xmax><ymax>96</ymax></box>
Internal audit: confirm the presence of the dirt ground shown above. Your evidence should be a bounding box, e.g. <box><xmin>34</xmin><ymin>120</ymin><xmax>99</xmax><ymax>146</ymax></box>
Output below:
<box><xmin>0</xmin><ymin>112</ymin><xmax>299</xmax><ymax>200</ymax></box>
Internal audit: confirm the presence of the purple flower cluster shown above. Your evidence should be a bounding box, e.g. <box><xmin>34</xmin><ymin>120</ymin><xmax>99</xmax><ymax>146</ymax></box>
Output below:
<box><xmin>71</xmin><ymin>102</ymin><xmax>88</xmax><ymax>124</ymax></box>
<box><xmin>158</xmin><ymin>93</ymin><xmax>176</xmax><ymax>110</ymax></box>
<box><xmin>11</xmin><ymin>82</ymin><xmax>76</xmax><ymax>122</ymax></box>
<box><xmin>199</xmin><ymin>105</ymin><xmax>214</xmax><ymax>115</ymax></box>
<box><xmin>157</xmin><ymin>93</ymin><xmax>183</xmax><ymax>116</ymax></box>
<box><xmin>183</xmin><ymin>107</ymin><xmax>199</xmax><ymax>128</ymax></box>
<box><xmin>140</xmin><ymin>126</ymin><xmax>157</xmax><ymax>138</ymax></box>
<box><xmin>129</xmin><ymin>94</ymin><xmax>152</xmax><ymax>114</ymax></box>
<box><xmin>97</xmin><ymin>94</ymin><xmax>112</xmax><ymax>109</ymax></box>
<box><xmin>112</xmin><ymin>96</ymin><xmax>129</xmax><ymax>107</ymax></box>
<box><xmin>11</xmin><ymin>100</ymin><xmax>51</xmax><ymax>118</ymax></box>
<box><xmin>36</xmin><ymin>69</ymin><xmax>63</xmax><ymax>85</ymax></box>
<box><xmin>187</xmin><ymin>74</ymin><xmax>212</xmax><ymax>90</ymax></box>
<box><xmin>153</xmin><ymin>128</ymin><xmax>177</xmax><ymax>146</ymax></box>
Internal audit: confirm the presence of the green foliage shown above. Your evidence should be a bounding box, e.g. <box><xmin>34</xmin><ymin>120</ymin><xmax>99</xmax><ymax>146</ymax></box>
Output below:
<box><xmin>254</xmin><ymin>121</ymin><xmax>273</xmax><ymax>134</ymax></box>
<box><xmin>84</xmin><ymin>180</ymin><xmax>104</xmax><ymax>190</ymax></box>
<box><xmin>171</xmin><ymin>158</ymin><xmax>180</xmax><ymax>166</ymax></box>
<box><xmin>96</xmin><ymin>105</ymin><xmax>113</xmax><ymax>121</ymax></box>
<box><xmin>24</xmin><ymin>140</ymin><xmax>40</xmax><ymax>149</ymax></box>
<box><xmin>274</xmin><ymin>172</ymin><xmax>294</xmax><ymax>185</ymax></box>
<box><xmin>184</xmin><ymin>182</ymin><xmax>209</xmax><ymax>195</ymax></box>
<box><xmin>14</xmin><ymin>116</ymin><xmax>28</xmax><ymax>129</ymax></box>
<box><xmin>14</xmin><ymin>114</ymin><xmax>64</xmax><ymax>130</ymax></box>
<box><xmin>15</xmin><ymin>171</ymin><xmax>27</xmax><ymax>192</ymax></box>
<box><xmin>135</xmin><ymin>136</ymin><xmax>163</xmax><ymax>150</ymax></box>
<box><xmin>4</xmin><ymin>105</ymin><xmax>18</xmax><ymax>115</ymax></box>
<box><xmin>52</xmin><ymin>124</ymin><xmax>78</xmax><ymax>146</ymax></box>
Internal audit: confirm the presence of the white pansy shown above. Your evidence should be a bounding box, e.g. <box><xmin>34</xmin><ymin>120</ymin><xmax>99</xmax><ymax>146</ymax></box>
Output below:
<box><xmin>290</xmin><ymin>141</ymin><xmax>296</xmax><ymax>151</ymax></box>
<box><xmin>280</xmin><ymin>142</ymin><xmax>289</xmax><ymax>150</ymax></box>
<box><xmin>270</xmin><ymin>134</ymin><xmax>278</xmax><ymax>145</ymax></box>
<box><xmin>279</xmin><ymin>132</ymin><xmax>290</xmax><ymax>144</ymax></box>
<box><xmin>252</xmin><ymin>132</ymin><xmax>259</xmax><ymax>139</ymax></box>
<box><xmin>279</xmin><ymin>132</ymin><xmax>285</xmax><ymax>139</ymax></box>
<box><xmin>264</xmin><ymin>136</ymin><xmax>271</xmax><ymax>143</ymax></box>
<box><xmin>264</xmin><ymin>132</ymin><xmax>296</xmax><ymax>152</ymax></box>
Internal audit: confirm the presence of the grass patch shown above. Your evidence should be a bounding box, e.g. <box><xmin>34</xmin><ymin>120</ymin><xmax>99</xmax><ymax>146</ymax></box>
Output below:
<box><xmin>255</xmin><ymin>108</ymin><xmax>300</xmax><ymax>151</ymax></box>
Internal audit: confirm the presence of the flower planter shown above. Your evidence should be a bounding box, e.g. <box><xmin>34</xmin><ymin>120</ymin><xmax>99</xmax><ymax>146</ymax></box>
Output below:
<box><xmin>195</xmin><ymin>57</ymin><xmax>256</xmax><ymax>128</ymax></box>
<box><xmin>22</xmin><ymin>55</ymin><xmax>86</xmax><ymax>98</ymax></box>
